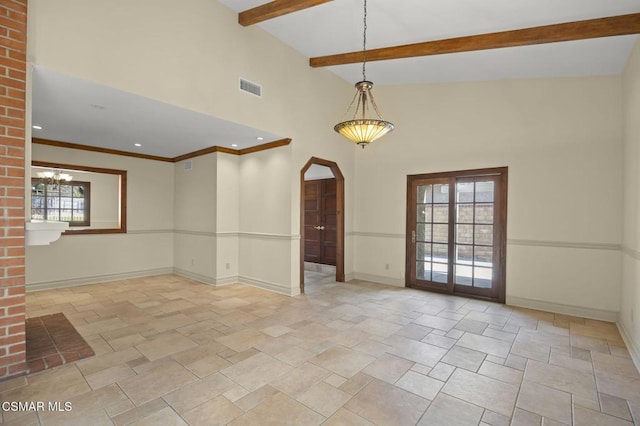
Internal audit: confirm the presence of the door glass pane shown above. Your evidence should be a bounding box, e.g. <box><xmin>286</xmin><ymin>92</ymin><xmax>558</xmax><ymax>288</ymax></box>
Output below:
<box><xmin>473</xmin><ymin>267</ymin><xmax>492</xmax><ymax>288</ymax></box>
<box><xmin>417</xmin><ymin>243</ymin><xmax>432</xmax><ymax>261</ymax></box>
<box><xmin>417</xmin><ymin>261</ymin><xmax>431</xmax><ymax>281</ymax></box>
<box><xmin>456</xmin><ymin>203</ymin><xmax>474</xmax><ymax>223</ymax></box>
<box><xmin>474</xmin><ymin>246</ymin><xmax>492</xmax><ymax>265</ymax></box>
<box><xmin>418</xmin><ymin>185</ymin><xmax>433</xmax><ymax>203</ymax></box>
<box><xmin>456</xmin><ymin>245</ymin><xmax>473</xmax><ymax>264</ymax></box>
<box><xmin>417</xmin><ymin>205</ymin><xmax>432</xmax><ymax>223</ymax></box>
<box><xmin>432</xmin><ymin>244</ymin><xmax>448</xmax><ymax>262</ymax></box>
<box><xmin>433</xmin><ymin>184</ymin><xmax>449</xmax><ymax>203</ymax></box>
<box><xmin>456</xmin><ymin>224</ymin><xmax>473</xmax><ymax>244</ymax></box>
<box><xmin>433</xmin><ymin>205</ymin><xmax>448</xmax><ymax>223</ymax></box>
<box><xmin>456</xmin><ymin>182</ymin><xmax>474</xmax><ymax>202</ymax></box>
<box><xmin>475</xmin><ymin>181</ymin><xmax>494</xmax><ymax>202</ymax></box>
<box><xmin>475</xmin><ymin>204</ymin><xmax>493</xmax><ymax>224</ymax></box>
<box><xmin>432</xmin><ymin>263</ymin><xmax>448</xmax><ymax>283</ymax></box>
<box><xmin>474</xmin><ymin>225</ymin><xmax>493</xmax><ymax>246</ymax></box>
<box><xmin>417</xmin><ymin>224</ymin><xmax>431</xmax><ymax>242</ymax></box>
<box><xmin>455</xmin><ymin>264</ymin><xmax>473</xmax><ymax>286</ymax></box>
<box><xmin>432</xmin><ymin>224</ymin><xmax>448</xmax><ymax>243</ymax></box>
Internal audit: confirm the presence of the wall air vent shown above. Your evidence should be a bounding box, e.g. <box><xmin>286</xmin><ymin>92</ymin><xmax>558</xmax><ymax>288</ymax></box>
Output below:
<box><xmin>239</xmin><ymin>78</ymin><xmax>262</xmax><ymax>98</ymax></box>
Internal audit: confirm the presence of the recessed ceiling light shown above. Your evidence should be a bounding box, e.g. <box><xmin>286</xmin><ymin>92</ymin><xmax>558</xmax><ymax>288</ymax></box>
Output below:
<box><xmin>134</xmin><ymin>143</ymin><xmax>142</xmax><ymax>147</ymax></box>
<box><xmin>231</xmin><ymin>144</ymin><xmax>238</xmax><ymax>148</ymax></box>
<box><xmin>32</xmin><ymin>125</ymin><xmax>42</xmax><ymax>130</ymax></box>
<box><xmin>256</xmin><ymin>137</ymin><xmax>264</xmax><ymax>141</ymax></box>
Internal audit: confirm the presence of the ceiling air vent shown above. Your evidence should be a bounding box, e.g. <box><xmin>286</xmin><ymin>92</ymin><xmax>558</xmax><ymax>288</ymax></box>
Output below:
<box><xmin>239</xmin><ymin>78</ymin><xmax>262</xmax><ymax>98</ymax></box>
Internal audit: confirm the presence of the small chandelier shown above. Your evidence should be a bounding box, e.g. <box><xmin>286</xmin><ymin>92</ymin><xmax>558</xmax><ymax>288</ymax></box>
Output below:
<box><xmin>38</xmin><ymin>170</ymin><xmax>73</xmax><ymax>188</ymax></box>
<box><xmin>334</xmin><ymin>0</ymin><xmax>394</xmax><ymax>148</ymax></box>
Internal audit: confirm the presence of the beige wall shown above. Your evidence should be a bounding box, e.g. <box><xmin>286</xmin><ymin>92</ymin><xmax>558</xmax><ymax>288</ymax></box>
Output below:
<box><xmin>354</xmin><ymin>76</ymin><xmax>623</xmax><ymax>318</ymax></box>
<box><xmin>26</xmin><ymin>144</ymin><xmax>175</xmax><ymax>288</ymax></box>
<box><xmin>622</xmin><ymin>38</ymin><xmax>640</xmax><ymax>368</ymax></box>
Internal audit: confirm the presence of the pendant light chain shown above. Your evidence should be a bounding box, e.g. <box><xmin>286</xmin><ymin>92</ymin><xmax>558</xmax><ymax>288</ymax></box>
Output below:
<box><xmin>362</xmin><ymin>0</ymin><xmax>367</xmax><ymax>81</ymax></box>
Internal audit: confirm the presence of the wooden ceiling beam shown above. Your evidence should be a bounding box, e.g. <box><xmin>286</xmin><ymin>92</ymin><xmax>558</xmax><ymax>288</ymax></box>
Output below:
<box><xmin>310</xmin><ymin>13</ymin><xmax>640</xmax><ymax>67</ymax></box>
<box><xmin>239</xmin><ymin>0</ymin><xmax>332</xmax><ymax>26</ymax></box>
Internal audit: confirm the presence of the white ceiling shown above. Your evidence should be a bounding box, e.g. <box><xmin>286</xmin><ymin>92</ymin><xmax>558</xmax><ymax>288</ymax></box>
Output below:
<box><xmin>220</xmin><ymin>0</ymin><xmax>640</xmax><ymax>85</ymax></box>
<box><xmin>32</xmin><ymin>67</ymin><xmax>283</xmax><ymax>159</ymax></box>
<box><xmin>32</xmin><ymin>1</ymin><xmax>640</xmax><ymax>158</ymax></box>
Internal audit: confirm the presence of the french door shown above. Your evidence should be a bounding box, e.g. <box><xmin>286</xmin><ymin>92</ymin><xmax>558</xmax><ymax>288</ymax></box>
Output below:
<box><xmin>304</xmin><ymin>178</ymin><xmax>337</xmax><ymax>266</ymax></box>
<box><xmin>406</xmin><ymin>168</ymin><xmax>508</xmax><ymax>302</ymax></box>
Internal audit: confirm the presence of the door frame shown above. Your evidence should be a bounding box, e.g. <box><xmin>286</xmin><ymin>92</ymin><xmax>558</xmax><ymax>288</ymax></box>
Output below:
<box><xmin>405</xmin><ymin>167</ymin><xmax>508</xmax><ymax>303</ymax></box>
<box><xmin>300</xmin><ymin>157</ymin><xmax>345</xmax><ymax>293</ymax></box>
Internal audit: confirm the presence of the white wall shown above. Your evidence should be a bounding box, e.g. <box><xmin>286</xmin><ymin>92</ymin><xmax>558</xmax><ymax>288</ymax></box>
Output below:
<box><xmin>26</xmin><ymin>144</ymin><xmax>174</xmax><ymax>289</ymax></box>
<box><xmin>353</xmin><ymin>76</ymin><xmax>624</xmax><ymax>318</ymax></box>
<box><xmin>621</xmin><ymin>38</ymin><xmax>640</xmax><ymax>369</ymax></box>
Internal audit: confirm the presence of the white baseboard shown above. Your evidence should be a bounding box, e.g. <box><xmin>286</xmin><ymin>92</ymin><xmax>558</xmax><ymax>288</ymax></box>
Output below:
<box><xmin>173</xmin><ymin>268</ymin><xmax>217</xmax><ymax>286</ymax></box>
<box><xmin>351</xmin><ymin>272</ymin><xmax>404</xmax><ymax>287</ymax></box>
<box><xmin>238</xmin><ymin>275</ymin><xmax>298</xmax><ymax>296</ymax></box>
<box><xmin>507</xmin><ymin>296</ymin><xmax>619</xmax><ymax>322</ymax></box>
<box><xmin>26</xmin><ymin>268</ymin><xmax>174</xmax><ymax>292</ymax></box>
<box><xmin>617</xmin><ymin>320</ymin><xmax>640</xmax><ymax>374</ymax></box>
<box><xmin>345</xmin><ymin>273</ymin><xmax>355</xmax><ymax>282</ymax></box>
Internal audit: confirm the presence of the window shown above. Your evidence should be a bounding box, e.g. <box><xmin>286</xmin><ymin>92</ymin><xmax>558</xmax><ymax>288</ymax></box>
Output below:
<box><xmin>31</xmin><ymin>179</ymin><xmax>90</xmax><ymax>227</ymax></box>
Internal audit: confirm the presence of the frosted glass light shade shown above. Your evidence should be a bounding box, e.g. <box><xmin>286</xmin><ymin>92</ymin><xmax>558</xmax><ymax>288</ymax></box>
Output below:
<box><xmin>334</xmin><ymin>119</ymin><xmax>394</xmax><ymax>147</ymax></box>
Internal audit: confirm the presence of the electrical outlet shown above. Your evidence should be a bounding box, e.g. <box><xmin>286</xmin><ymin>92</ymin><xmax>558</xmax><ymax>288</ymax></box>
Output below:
<box><xmin>226</xmin><ymin>263</ymin><xmax>231</xmax><ymax>270</ymax></box>
<box><xmin>385</xmin><ymin>264</ymin><xmax>390</xmax><ymax>270</ymax></box>
<box><xmin>191</xmin><ymin>259</ymin><xmax>195</xmax><ymax>266</ymax></box>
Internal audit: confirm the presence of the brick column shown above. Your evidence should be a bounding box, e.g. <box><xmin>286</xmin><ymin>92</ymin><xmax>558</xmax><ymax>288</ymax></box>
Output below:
<box><xmin>0</xmin><ymin>0</ymin><xmax>28</xmax><ymax>380</ymax></box>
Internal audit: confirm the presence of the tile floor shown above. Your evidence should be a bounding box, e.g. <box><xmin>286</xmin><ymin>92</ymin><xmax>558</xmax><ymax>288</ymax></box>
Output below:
<box><xmin>0</xmin><ymin>274</ymin><xmax>638</xmax><ymax>425</ymax></box>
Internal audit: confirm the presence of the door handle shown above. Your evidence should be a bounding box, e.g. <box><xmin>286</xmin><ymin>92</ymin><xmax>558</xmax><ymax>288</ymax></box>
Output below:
<box><xmin>314</xmin><ymin>225</ymin><xmax>325</xmax><ymax>230</ymax></box>
<box><xmin>412</xmin><ymin>230</ymin><xmax>416</xmax><ymax>243</ymax></box>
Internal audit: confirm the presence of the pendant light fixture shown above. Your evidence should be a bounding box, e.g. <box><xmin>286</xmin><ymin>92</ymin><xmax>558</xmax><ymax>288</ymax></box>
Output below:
<box><xmin>334</xmin><ymin>0</ymin><xmax>394</xmax><ymax>148</ymax></box>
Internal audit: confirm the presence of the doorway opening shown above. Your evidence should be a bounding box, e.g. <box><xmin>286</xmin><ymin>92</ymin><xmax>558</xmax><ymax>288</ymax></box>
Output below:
<box><xmin>300</xmin><ymin>157</ymin><xmax>345</xmax><ymax>293</ymax></box>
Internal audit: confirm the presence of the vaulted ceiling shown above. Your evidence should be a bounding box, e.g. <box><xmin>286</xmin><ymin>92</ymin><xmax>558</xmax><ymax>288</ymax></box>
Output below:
<box><xmin>220</xmin><ymin>0</ymin><xmax>640</xmax><ymax>84</ymax></box>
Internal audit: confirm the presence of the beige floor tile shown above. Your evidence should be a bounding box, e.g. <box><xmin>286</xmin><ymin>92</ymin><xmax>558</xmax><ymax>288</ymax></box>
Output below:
<box><xmin>216</xmin><ymin>329</ymin><xmax>270</xmax><ymax>352</ymax></box>
<box><xmin>395</xmin><ymin>370</ymin><xmax>443</xmax><ymax>400</ymax></box>
<box><xmin>384</xmin><ymin>335</ymin><xmax>448</xmax><ymax>367</ymax></box>
<box><xmin>221</xmin><ymin>352</ymin><xmax>293</xmax><ymax>392</ymax></box>
<box><xmin>548</xmin><ymin>347</ymin><xmax>593</xmax><ymax>373</ymax></box>
<box><xmin>229</xmin><ymin>392</ymin><xmax>325</xmax><ymax>426</ymax></box>
<box><xmin>421</xmin><ymin>333</ymin><xmax>457</xmax><ymax>349</ymax></box>
<box><xmin>353</xmin><ymin>318</ymin><xmax>403</xmax><ymax>337</ymax></box>
<box><xmin>118</xmin><ymin>359</ymin><xmax>198</xmax><ymax>406</ymax></box>
<box><xmin>510</xmin><ymin>407</ymin><xmax>542</xmax><ymax>426</ymax></box>
<box><xmin>482</xmin><ymin>410</ymin><xmax>511</xmax><ymax>426</ymax></box>
<box><xmin>271</xmin><ymin>362</ymin><xmax>330</xmax><ymax>398</ymax></box>
<box><xmin>594</xmin><ymin>369</ymin><xmax>640</xmax><ymax>402</ymax></box>
<box><xmin>516</xmin><ymin>380</ymin><xmax>571</xmax><ymax>424</ymax></box>
<box><xmin>571</xmin><ymin>333</ymin><xmax>611</xmax><ymax>354</ymax></box>
<box><xmin>323</xmin><ymin>408</ymin><xmax>374</xmax><ymax>426</ymax></box>
<box><xmin>125</xmin><ymin>406</ymin><xmax>186</xmax><ymax>425</ymax></box>
<box><xmin>345</xmin><ymin>379</ymin><xmax>429</xmax><ymax>426</ymax></box>
<box><xmin>592</xmin><ymin>351</ymin><xmax>640</xmax><ymax>378</ymax></box>
<box><xmin>111</xmin><ymin>398</ymin><xmax>169</xmax><ymax>425</ymax></box>
<box><xmin>418</xmin><ymin>393</ymin><xmax>483</xmax><ymax>426</ymax></box>
<box><xmin>396</xmin><ymin>323</ymin><xmax>433</xmax><ymax>341</ymax></box>
<box><xmin>510</xmin><ymin>340</ymin><xmax>550</xmax><ymax>363</ymax></box>
<box><xmin>441</xmin><ymin>345</ymin><xmax>486</xmax><ymax>372</ymax></box>
<box><xmin>84</xmin><ymin>363</ymin><xmax>136</xmax><ymax>389</ymax></box>
<box><xmin>361</xmin><ymin>353</ymin><xmax>414</xmax><ymax>384</ymax></box>
<box><xmin>457</xmin><ymin>332</ymin><xmax>512</xmax><ymax>358</ymax></box>
<box><xmin>297</xmin><ymin>381</ymin><xmax>352</xmax><ymax>417</ymax></box>
<box><xmin>234</xmin><ymin>385</ymin><xmax>280</xmax><ymax>411</ymax></box>
<box><xmin>442</xmin><ymin>368</ymin><xmax>518</xmax><ymax>416</ymax></box>
<box><xmin>524</xmin><ymin>359</ymin><xmax>598</xmax><ymax>402</ymax></box>
<box><xmin>163</xmin><ymin>372</ymin><xmax>236</xmax><ymax>414</ymax></box>
<box><xmin>135</xmin><ymin>331</ymin><xmax>197</xmax><ymax>361</ymax></box>
<box><xmin>183</xmin><ymin>395</ymin><xmax>244</xmax><ymax>425</ymax></box>
<box><xmin>574</xmin><ymin>404</ymin><xmax>633</xmax><ymax>426</ymax></box>
<box><xmin>413</xmin><ymin>313</ymin><xmax>459</xmax><ymax>331</ymax></box>
<box><xmin>428</xmin><ymin>362</ymin><xmax>456</xmax><ymax>381</ymax></box>
<box><xmin>482</xmin><ymin>327</ymin><xmax>517</xmax><ymax>343</ymax></box>
<box><xmin>261</xmin><ymin>325</ymin><xmax>293</xmax><ymax>337</ymax></box>
<box><xmin>338</xmin><ymin>372</ymin><xmax>374</xmax><ymax>395</ymax></box>
<box><xmin>600</xmin><ymin>392</ymin><xmax>633</xmax><ymax>421</ymax></box>
<box><xmin>478</xmin><ymin>360</ymin><xmax>523</xmax><ymax>385</ymax></box>
<box><xmin>351</xmin><ymin>339</ymin><xmax>392</xmax><ymax>357</ymax></box>
<box><xmin>310</xmin><ymin>346</ymin><xmax>376</xmax><ymax>378</ymax></box>
<box><xmin>76</xmin><ymin>346</ymin><xmax>142</xmax><ymax>376</ymax></box>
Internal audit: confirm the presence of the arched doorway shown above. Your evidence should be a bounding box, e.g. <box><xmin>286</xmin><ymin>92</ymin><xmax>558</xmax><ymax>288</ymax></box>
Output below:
<box><xmin>300</xmin><ymin>157</ymin><xmax>345</xmax><ymax>293</ymax></box>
